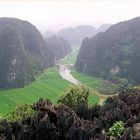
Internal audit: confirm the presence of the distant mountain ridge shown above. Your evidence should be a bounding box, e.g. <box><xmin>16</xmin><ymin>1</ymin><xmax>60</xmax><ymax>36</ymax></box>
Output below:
<box><xmin>44</xmin><ymin>24</ymin><xmax>111</xmax><ymax>46</ymax></box>
<box><xmin>76</xmin><ymin>17</ymin><xmax>140</xmax><ymax>83</ymax></box>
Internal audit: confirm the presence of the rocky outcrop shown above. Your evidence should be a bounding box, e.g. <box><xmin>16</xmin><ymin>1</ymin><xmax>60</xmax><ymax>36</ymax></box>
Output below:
<box><xmin>0</xmin><ymin>17</ymin><xmax>52</xmax><ymax>88</ymax></box>
<box><xmin>76</xmin><ymin>17</ymin><xmax>140</xmax><ymax>83</ymax></box>
<box><xmin>0</xmin><ymin>88</ymin><xmax>140</xmax><ymax>139</ymax></box>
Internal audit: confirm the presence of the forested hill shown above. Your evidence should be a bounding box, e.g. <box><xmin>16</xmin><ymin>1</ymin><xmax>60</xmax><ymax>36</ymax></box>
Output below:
<box><xmin>75</xmin><ymin>17</ymin><xmax>140</xmax><ymax>84</ymax></box>
<box><xmin>0</xmin><ymin>17</ymin><xmax>52</xmax><ymax>88</ymax></box>
<box><xmin>45</xmin><ymin>36</ymin><xmax>71</xmax><ymax>66</ymax></box>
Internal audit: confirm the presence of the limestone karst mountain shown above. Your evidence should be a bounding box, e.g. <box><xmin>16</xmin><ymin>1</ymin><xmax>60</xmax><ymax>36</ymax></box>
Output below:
<box><xmin>45</xmin><ymin>24</ymin><xmax>111</xmax><ymax>46</ymax></box>
<box><xmin>45</xmin><ymin>36</ymin><xmax>71</xmax><ymax>67</ymax></box>
<box><xmin>0</xmin><ymin>17</ymin><xmax>51</xmax><ymax>88</ymax></box>
<box><xmin>76</xmin><ymin>17</ymin><xmax>140</xmax><ymax>83</ymax></box>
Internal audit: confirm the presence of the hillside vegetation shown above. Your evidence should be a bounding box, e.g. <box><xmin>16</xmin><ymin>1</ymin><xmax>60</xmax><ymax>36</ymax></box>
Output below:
<box><xmin>0</xmin><ymin>18</ymin><xmax>50</xmax><ymax>88</ymax></box>
<box><xmin>0</xmin><ymin>18</ymin><xmax>72</xmax><ymax>88</ymax></box>
<box><xmin>76</xmin><ymin>17</ymin><xmax>140</xmax><ymax>84</ymax></box>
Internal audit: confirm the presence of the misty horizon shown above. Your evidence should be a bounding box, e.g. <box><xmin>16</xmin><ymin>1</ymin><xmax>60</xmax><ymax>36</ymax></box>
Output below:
<box><xmin>0</xmin><ymin>0</ymin><xmax>140</xmax><ymax>33</ymax></box>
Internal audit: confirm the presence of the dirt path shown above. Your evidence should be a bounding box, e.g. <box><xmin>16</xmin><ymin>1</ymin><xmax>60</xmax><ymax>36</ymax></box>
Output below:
<box><xmin>57</xmin><ymin>64</ymin><xmax>116</xmax><ymax>105</ymax></box>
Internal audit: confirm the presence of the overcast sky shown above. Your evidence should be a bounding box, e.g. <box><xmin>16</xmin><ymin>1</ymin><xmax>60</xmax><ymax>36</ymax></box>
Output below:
<box><xmin>0</xmin><ymin>0</ymin><xmax>140</xmax><ymax>33</ymax></box>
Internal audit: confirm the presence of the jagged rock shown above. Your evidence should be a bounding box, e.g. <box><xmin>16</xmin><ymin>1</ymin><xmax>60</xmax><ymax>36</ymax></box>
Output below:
<box><xmin>0</xmin><ymin>89</ymin><xmax>140</xmax><ymax>139</ymax></box>
<box><xmin>131</xmin><ymin>123</ymin><xmax>140</xmax><ymax>139</ymax></box>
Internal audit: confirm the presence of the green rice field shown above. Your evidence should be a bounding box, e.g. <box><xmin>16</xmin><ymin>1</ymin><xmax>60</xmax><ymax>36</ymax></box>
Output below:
<box><xmin>0</xmin><ymin>46</ymin><xmax>101</xmax><ymax>114</ymax></box>
<box><xmin>59</xmin><ymin>46</ymin><xmax>79</xmax><ymax>65</ymax></box>
<box><xmin>0</xmin><ymin>68</ymin><xmax>71</xmax><ymax>114</ymax></box>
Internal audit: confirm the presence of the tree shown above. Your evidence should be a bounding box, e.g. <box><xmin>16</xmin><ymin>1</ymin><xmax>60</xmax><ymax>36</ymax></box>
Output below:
<box><xmin>58</xmin><ymin>86</ymin><xmax>89</xmax><ymax>109</ymax></box>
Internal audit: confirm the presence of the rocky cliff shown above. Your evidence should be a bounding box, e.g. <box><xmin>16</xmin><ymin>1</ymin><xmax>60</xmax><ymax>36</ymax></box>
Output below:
<box><xmin>0</xmin><ymin>18</ymin><xmax>51</xmax><ymax>88</ymax></box>
<box><xmin>45</xmin><ymin>36</ymin><xmax>71</xmax><ymax>66</ymax></box>
<box><xmin>76</xmin><ymin>17</ymin><xmax>140</xmax><ymax>84</ymax></box>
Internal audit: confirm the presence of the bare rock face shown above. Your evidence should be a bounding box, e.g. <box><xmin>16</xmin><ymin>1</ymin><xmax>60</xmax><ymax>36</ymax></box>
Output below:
<box><xmin>0</xmin><ymin>17</ymin><xmax>52</xmax><ymax>88</ymax></box>
<box><xmin>131</xmin><ymin>123</ymin><xmax>140</xmax><ymax>139</ymax></box>
<box><xmin>76</xmin><ymin>17</ymin><xmax>140</xmax><ymax>84</ymax></box>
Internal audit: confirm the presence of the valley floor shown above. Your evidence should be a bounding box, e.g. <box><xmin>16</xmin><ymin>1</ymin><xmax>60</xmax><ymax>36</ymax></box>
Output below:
<box><xmin>0</xmin><ymin>46</ymin><xmax>105</xmax><ymax>114</ymax></box>
<box><xmin>57</xmin><ymin>64</ymin><xmax>105</xmax><ymax>104</ymax></box>
<box><xmin>0</xmin><ymin>66</ymin><xmax>100</xmax><ymax>114</ymax></box>
<box><xmin>0</xmin><ymin>68</ymin><xmax>71</xmax><ymax>114</ymax></box>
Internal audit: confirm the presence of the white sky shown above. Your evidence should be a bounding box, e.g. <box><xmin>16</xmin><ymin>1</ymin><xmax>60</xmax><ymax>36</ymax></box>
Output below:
<box><xmin>0</xmin><ymin>0</ymin><xmax>140</xmax><ymax>33</ymax></box>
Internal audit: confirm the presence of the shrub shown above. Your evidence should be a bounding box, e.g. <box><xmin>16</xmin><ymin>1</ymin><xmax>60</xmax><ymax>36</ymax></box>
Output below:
<box><xmin>58</xmin><ymin>85</ymin><xmax>89</xmax><ymax>109</ymax></box>
<box><xmin>0</xmin><ymin>114</ymin><xmax>3</xmax><ymax>121</ymax></box>
<box><xmin>97</xmin><ymin>80</ymin><xmax>120</xmax><ymax>95</ymax></box>
<box><xmin>108</xmin><ymin>121</ymin><xmax>125</xmax><ymax>137</ymax></box>
<box><xmin>129</xmin><ymin>85</ymin><xmax>140</xmax><ymax>90</ymax></box>
<box><xmin>5</xmin><ymin>103</ymin><xmax>35</xmax><ymax>122</ymax></box>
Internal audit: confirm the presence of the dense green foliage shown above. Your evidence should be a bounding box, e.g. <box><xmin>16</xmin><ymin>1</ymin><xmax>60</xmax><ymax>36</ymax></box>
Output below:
<box><xmin>108</xmin><ymin>121</ymin><xmax>125</xmax><ymax>137</ymax></box>
<box><xmin>58</xmin><ymin>86</ymin><xmax>89</xmax><ymax>108</ymax></box>
<box><xmin>3</xmin><ymin>103</ymin><xmax>35</xmax><ymax>122</ymax></box>
<box><xmin>76</xmin><ymin>17</ymin><xmax>140</xmax><ymax>84</ymax></box>
<box><xmin>96</xmin><ymin>80</ymin><xmax>120</xmax><ymax>95</ymax></box>
<box><xmin>0</xmin><ymin>68</ymin><xmax>71</xmax><ymax>114</ymax></box>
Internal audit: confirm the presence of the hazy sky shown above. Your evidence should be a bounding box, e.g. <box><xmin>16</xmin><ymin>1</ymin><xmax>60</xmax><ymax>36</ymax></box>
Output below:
<box><xmin>0</xmin><ymin>0</ymin><xmax>140</xmax><ymax>33</ymax></box>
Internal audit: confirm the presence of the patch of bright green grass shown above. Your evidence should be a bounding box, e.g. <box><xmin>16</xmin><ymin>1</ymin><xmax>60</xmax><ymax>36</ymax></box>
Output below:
<box><xmin>0</xmin><ymin>68</ymin><xmax>72</xmax><ymax>114</ymax></box>
<box><xmin>88</xmin><ymin>93</ymin><xmax>100</xmax><ymax>106</ymax></box>
<box><xmin>71</xmin><ymin>69</ymin><xmax>102</xmax><ymax>89</ymax></box>
<box><xmin>60</xmin><ymin>46</ymin><xmax>79</xmax><ymax>65</ymax></box>
<box><xmin>70</xmin><ymin>69</ymin><xmax>101</xmax><ymax>105</ymax></box>
<box><xmin>71</xmin><ymin>69</ymin><xmax>122</xmax><ymax>95</ymax></box>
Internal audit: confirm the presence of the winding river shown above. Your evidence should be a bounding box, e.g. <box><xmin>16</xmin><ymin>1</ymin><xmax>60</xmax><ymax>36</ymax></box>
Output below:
<box><xmin>58</xmin><ymin>64</ymin><xmax>81</xmax><ymax>85</ymax></box>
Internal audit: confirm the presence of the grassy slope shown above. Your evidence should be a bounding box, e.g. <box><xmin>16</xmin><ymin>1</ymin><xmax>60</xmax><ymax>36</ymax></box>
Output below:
<box><xmin>0</xmin><ymin>46</ymin><xmax>101</xmax><ymax>114</ymax></box>
<box><xmin>0</xmin><ymin>68</ymin><xmax>72</xmax><ymax>114</ymax></box>
<box><xmin>59</xmin><ymin>46</ymin><xmax>79</xmax><ymax>65</ymax></box>
<box><xmin>71</xmin><ymin>69</ymin><xmax>102</xmax><ymax>89</ymax></box>
<box><xmin>70</xmin><ymin>69</ymin><xmax>101</xmax><ymax>105</ymax></box>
